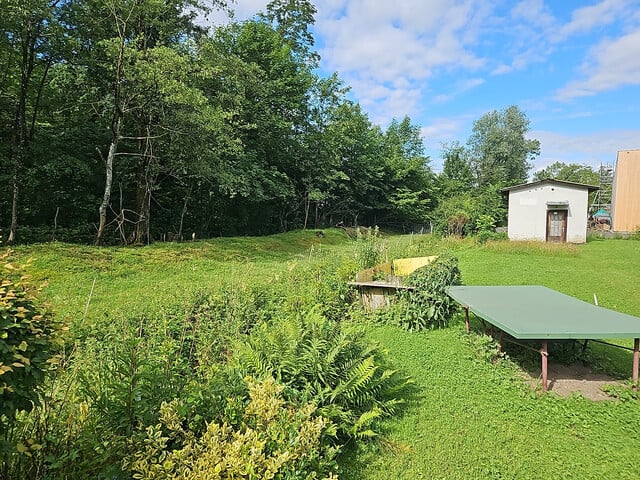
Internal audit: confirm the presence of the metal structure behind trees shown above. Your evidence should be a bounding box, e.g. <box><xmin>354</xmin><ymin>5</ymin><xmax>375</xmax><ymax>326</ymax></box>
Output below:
<box><xmin>588</xmin><ymin>163</ymin><xmax>614</xmax><ymax>230</ymax></box>
<box><xmin>589</xmin><ymin>163</ymin><xmax>614</xmax><ymax>214</ymax></box>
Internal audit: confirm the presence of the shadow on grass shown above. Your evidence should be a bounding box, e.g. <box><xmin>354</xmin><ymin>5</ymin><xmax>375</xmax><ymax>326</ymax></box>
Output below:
<box><xmin>335</xmin><ymin>322</ymin><xmax>434</xmax><ymax>478</ymax></box>
<box><xmin>337</xmin><ymin>377</ymin><xmax>423</xmax><ymax>479</ymax></box>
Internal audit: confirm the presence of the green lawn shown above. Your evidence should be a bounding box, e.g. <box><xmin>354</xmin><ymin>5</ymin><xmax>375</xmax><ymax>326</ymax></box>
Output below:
<box><xmin>7</xmin><ymin>232</ymin><xmax>640</xmax><ymax>479</ymax></box>
<box><xmin>340</xmin><ymin>237</ymin><xmax>640</xmax><ymax>479</ymax></box>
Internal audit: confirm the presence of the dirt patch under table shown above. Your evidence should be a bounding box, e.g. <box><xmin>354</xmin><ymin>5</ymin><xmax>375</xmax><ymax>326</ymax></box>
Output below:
<box><xmin>525</xmin><ymin>362</ymin><xmax>623</xmax><ymax>401</ymax></box>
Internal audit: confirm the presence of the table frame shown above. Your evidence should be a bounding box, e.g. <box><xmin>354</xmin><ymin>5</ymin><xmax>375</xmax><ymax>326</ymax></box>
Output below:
<box><xmin>460</xmin><ymin>304</ymin><xmax>640</xmax><ymax>393</ymax></box>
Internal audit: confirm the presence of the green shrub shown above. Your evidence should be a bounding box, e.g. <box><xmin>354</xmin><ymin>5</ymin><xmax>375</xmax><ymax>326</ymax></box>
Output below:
<box><xmin>279</xmin><ymin>254</ymin><xmax>359</xmax><ymax>322</ymax></box>
<box><xmin>386</xmin><ymin>255</ymin><xmax>462</xmax><ymax>331</ymax></box>
<box><xmin>183</xmin><ymin>285</ymin><xmax>281</xmax><ymax>366</ymax></box>
<box><xmin>124</xmin><ymin>377</ymin><xmax>339</xmax><ymax>479</ymax></box>
<box><xmin>231</xmin><ymin>308</ymin><xmax>408</xmax><ymax>441</ymax></box>
<box><xmin>354</xmin><ymin>227</ymin><xmax>386</xmax><ymax>270</ymax></box>
<box><xmin>0</xmin><ymin>252</ymin><xmax>65</xmax><ymax>431</ymax></box>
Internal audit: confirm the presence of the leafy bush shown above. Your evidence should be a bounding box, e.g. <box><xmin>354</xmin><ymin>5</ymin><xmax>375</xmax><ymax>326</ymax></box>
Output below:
<box><xmin>231</xmin><ymin>308</ymin><xmax>408</xmax><ymax>440</ymax></box>
<box><xmin>125</xmin><ymin>377</ymin><xmax>339</xmax><ymax>479</ymax></box>
<box><xmin>279</xmin><ymin>254</ymin><xmax>359</xmax><ymax>322</ymax></box>
<box><xmin>354</xmin><ymin>227</ymin><xmax>386</xmax><ymax>270</ymax></box>
<box><xmin>0</xmin><ymin>252</ymin><xmax>65</xmax><ymax>429</ymax></box>
<box><xmin>385</xmin><ymin>255</ymin><xmax>462</xmax><ymax>331</ymax></box>
<box><xmin>182</xmin><ymin>285</ymin><xmax>281</xmax><ymax>366</ymax></box>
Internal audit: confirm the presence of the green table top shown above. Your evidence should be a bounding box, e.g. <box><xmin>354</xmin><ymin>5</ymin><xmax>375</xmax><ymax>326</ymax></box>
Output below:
<box><xmin>447</xmin><ymin>285</ymin><xmax>640</xmax><ymax>339</ymax></box>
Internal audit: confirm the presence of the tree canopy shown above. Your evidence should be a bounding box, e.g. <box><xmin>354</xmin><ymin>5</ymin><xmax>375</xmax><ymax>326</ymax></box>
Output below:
<box><xmin>532</xmin><ymin>162</ymin><xmax>599</xmax><ymax>185</ymax></box>
<box><xmin>467</xmin><ymin>105</ymin><xmax>540</xmax><ymax>189</ymax></box>
<box><xmin>0</xmin><ymin>1</ymin><xmax>544</xmax><ymax>244</ymax></box>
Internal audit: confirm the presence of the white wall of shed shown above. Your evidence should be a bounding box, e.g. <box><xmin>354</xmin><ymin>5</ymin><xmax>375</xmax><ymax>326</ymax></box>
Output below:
<box><xmin>507</xmin><ymin>183</ymin><xmax>589</xmax><ymax>243</ymax></box>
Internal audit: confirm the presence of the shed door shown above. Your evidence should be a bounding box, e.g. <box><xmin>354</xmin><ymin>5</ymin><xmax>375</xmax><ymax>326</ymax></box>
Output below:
<box><xmin>546</xmin><ymin>210</ymin><xmax>567</xmax><ymax>243</ymax></box>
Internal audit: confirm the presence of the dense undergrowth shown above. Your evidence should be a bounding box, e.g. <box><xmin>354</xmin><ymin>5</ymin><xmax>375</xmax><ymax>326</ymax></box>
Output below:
<box><xmin>2</xmin><ymin>230</ymin><xmax>640</xmax><ymax>479</ymax></box>
<box><xmin>1</xmin><ymin>229</ymin><xmax>412</xmax><ymax>479</ymax></box>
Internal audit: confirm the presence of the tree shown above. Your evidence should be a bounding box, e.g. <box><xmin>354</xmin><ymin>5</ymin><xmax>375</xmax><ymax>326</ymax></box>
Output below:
<box><xmin>322</xmin><ymin>102</ymin><xmax>385</xmax><ymax>226</ymax></box>
<box><xmin>467</xmin><ymin>105</ymin><xmax>540</xmax><ymax>189</ymax></box>
<box><xmin>260</xmin><ymin>0</ymin><xmax>319</xmax><ymax>67</ymax></box>
<box><xmin>0</xmin><ymin>0</ymin><xmax>63</xmax><ymax>244</ymax></box>
<box><xmin>532</xmin><ymin>161</ymin><xmax>599</xmax><ymax>185</ymax></box>
<box><xmin>210</xmin><ymin>18</ymin><xmax>315</xmax><ymax>232</ymax></box>
<box><xmin>438</xmin><ymin>141</ymin><xmax>474</xmax><ymax>197</ymax></box>
<box><xmin>380</xmin><ymin>117</ymin><xmax>435</xmax><ymax>225</ymax></box>
<box><xmin>70</xmin><ymin>0</ymin><xmax>226</xmax><ymax>244</ymax></box>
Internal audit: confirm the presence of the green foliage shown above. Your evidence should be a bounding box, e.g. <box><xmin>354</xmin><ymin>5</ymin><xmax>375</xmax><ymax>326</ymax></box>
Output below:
<box><xmin>532</xmin><ymin>161</ymin><xmax>599</xmax><ymax>185</ymax></box>
<box><xmin>231</xmin><ymin>308</ymin><xmax>408</xmax><ymax>440</ymax></box>
<box><xmin>1</xmin><ymin>0</ymin><xmax>439</xmax><ymax>242</ymax></box>
<box><xmin>438</xmin><ymin>141</ymin><xmax>474</xmax><ymax>197</ymax></box>
<box><xmin>125</xmin><ymin>377</ymin><xmax>339</xmax><ymax>479</ymax></box>
<box><xmin>183</xmin><ymin>285</ymin><xmax>282</xmax><ymax>365</ymax></box>
<box><xmin>475</xmin><ymin>214</ymin><xmax>497</xmax><ymax>244</ymax></box>
<box><xmin>6</xmin><ymin>233</ymin><xmax>640</xmax><ymax>480</ymax></box>
<box><xmin>0</xmin><ymin>252</ymin><xmax>64</xmax><ymax>425</ymax></box>
<box><xmin>354</xmin><ymin>227</ymin><xmax>386</xmax><ymax>270</ymax></box>
<box><xmin>383</xmin><ymin>255</ymin><xmax>462</xmax><ymax>331</ymax></box>
<box><xmin>467</xmin><ymin>105</ymin><xmax>539</xmax><ymax>189</ymax></box>
<box><xmin>434</xmin><ymin>185</ymin><xmax>507</xmax><ymax>237</ymax></box>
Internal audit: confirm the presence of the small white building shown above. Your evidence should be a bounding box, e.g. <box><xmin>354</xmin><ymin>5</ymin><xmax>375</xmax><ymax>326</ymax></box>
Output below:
<box><xmin>502</xmin><ymin>179</ymin><xmax>599</xmax><ymax>243</ymax></box>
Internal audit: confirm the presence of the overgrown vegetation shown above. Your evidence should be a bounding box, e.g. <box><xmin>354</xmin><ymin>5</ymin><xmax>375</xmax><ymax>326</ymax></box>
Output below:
<box><xmin>380</xmin><ymin>255</ymin><xmax>462</xmax><ymax>331</ymax></box>
<box><xmin>0</xmin><ymin>231</ymin><xmax>403</xmax><ymax>479</ymax></box>
<box><xmin>125</xmin><ymin>377</ymin><xmax>339</xmax><ymax>480</ymax></box>
<box><xmin>232</xmin><ymin>308</ymin><xmax>408</xmax><ymax>441</ymax></box>
<box><xmin>0</xmin><ymin>253</ymin><xmax>65</xmax><ymax>461</ymax></box>
<box><xmin>3</xmin><ymin>231</ymin><xmax>640</xmax><ymax>479</ymax></box>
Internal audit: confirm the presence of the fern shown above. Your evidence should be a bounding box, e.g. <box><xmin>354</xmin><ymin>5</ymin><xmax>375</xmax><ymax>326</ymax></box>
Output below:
<box><xmin>230</xmin><ymin>307</ymin><xmax>409</xmax><ymax>440</ymax></box>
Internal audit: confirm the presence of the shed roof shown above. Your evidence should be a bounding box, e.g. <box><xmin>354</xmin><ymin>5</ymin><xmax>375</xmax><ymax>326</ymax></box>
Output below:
<box><xmin>501</xmin><ymin>178</ymin><xmax>599</xmax><ymax>194</ymax></box>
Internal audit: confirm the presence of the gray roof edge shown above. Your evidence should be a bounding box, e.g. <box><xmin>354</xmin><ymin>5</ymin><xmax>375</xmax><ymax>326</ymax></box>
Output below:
<box><xmin>501</xmin><ymin>178</ymin><xmax>600</xmax><ymax>193</ymax></box>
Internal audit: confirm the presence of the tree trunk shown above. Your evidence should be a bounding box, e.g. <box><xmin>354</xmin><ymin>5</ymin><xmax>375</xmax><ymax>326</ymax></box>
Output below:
<box><xmin>7</xmin><ymin>16</ymin><xmax>38</xmax><ymax>245</ymax></box>
<box><xmin>96</xmin><ymin>16</ymin><xmax>127</xmax><ymax>246</ymax></box>
<box><xmin>131</xmin><ymin>123</ymin><xmax>153</xmax><ymax>245</ymax></box>
<box><xmin>178</xmin><ymin>183</ymin><xmax>191</xmax><ymax>241</ymax></box>
<box><xmin>96</xmin><ymin>116</ymin><xmax>121</xmax><ymax>245</ymax></box>
<box><xmin>303</xmin><ymin>191</ymin><xmax>310</xmax><ymax>229</ymax></box>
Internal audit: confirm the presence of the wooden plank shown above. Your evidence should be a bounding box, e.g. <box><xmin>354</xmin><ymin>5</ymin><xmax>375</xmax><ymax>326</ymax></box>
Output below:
<box><xmin>612</xmin><ymin>150</ymin><xmax>640</xmax><ymax>232</ymax></box>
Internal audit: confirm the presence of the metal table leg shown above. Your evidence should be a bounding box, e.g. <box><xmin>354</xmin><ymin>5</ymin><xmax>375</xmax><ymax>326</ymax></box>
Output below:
<box><xmin>633</xmin><ymin>338</ymin><xmax>639</xmax><ymax>391</ymax></box>
<box><xmin>541</xmin><ymin>340</ymin><xmax>548</xmax><ymax>393</ymax></box>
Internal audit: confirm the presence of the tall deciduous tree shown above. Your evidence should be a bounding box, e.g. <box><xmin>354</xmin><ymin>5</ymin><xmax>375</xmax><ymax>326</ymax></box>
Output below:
<box><xmin>381</xmin><ymin>117</ymin><xmax>434</xmax><ymax>224</ymax></box>
<box><xmin>0</xmin><ymin>0</ymin><xmax>62</xmax><ymax>244</ymax></box>
<box><xmin>467</xmin><ymin>105</ymin><xmax>540</xmax><ymax>189</ymax></box>
<box><xmin>71</xmin><ymin>0</ymin><xmax>226</xmax><ymax>244</ymax></box>
<box><xmin>212</xmin><ymin>18</ymin><xmax>314</xmax><ymax>231</ymax></box>
<box><xmin>261</xmin><ymin>0</ymin><xmax>319</xmax><ymax>67</ymax></box>
<box><xmin>439</xmin><ymin>141</ymin><xmax>474</xmax><ymax>197</ymax></box>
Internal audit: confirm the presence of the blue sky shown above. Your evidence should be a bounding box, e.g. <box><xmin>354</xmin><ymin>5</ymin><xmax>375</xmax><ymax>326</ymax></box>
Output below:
<box><xmin>210</xmin><ymin>0</ymin><xmax>640</xmax><ymax>173</ymax></box>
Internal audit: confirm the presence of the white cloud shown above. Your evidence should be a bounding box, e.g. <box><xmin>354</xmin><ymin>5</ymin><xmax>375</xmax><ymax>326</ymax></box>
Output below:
<box><xmin>531</xmin><ymin>128</ymin><xmax>640</xmax><ymax>171</ymax></box>
<box><xmin>555</xmin><ymin>30</ymin><xmax>640</xmax><ymax>100</ymax></box>
<box><xmin>198</xmin><ymin>0</ymin><xmax>267</xmax><ymax>28</ymax></box>
<box><xmin>511</xmin><ymin>0</ymin><xmax>555</xmax><ymax>29</ymax></box>
<box><xmin>557</xmin><ymin>0</ymin><xmax>631</xmax><ymax>39</ymax></box>
<box><xmin>314</xmin><ymin>0</ymin><xmax>491</xmax><ymax>125</ymax></box>
<box><xmin>433</xmin><ymin>78</ymin><xmax>485</xmax><ymax>104</ymax></box>
<box><xmin>490</xmin><ymin>0</ymin><xmax>637</xmax><ymax>75</ymax></box>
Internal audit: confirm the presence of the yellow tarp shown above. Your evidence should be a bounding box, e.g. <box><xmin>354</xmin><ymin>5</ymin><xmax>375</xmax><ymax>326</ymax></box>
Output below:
<box><xmin>354</xmin><ymin>256</ymin><xmax>437</xmax><ymax>282</ymax></box>
<box><xmin>392</xmin><ymin>256</ymin><xmax>438</xmax><ymax>276</ymax></box>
